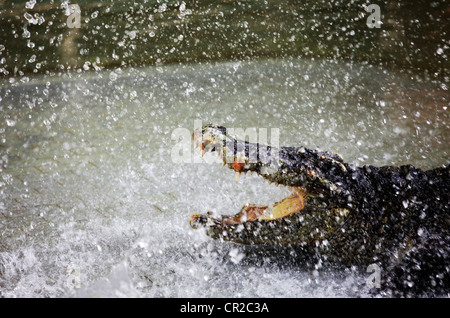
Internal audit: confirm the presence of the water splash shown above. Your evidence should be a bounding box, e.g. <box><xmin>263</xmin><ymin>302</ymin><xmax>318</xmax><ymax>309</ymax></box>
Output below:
<box><xmin>0</xmin><ymin>59</ymin><xmax>448</xmax><ymax>297</ymax></box>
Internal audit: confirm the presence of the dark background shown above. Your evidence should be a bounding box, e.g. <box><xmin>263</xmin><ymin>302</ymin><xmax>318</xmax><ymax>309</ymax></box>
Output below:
<box><xmin>1</xmin><ymin>0</ymin><xmax>449</xmax><ymax>80</ymax></box>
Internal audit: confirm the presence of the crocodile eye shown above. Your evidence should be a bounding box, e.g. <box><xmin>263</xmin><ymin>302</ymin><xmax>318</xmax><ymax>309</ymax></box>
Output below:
<box><xmin>233</xmin><ymin>160</ymin><xmax>245</xmax><ymax>172</ymax></box>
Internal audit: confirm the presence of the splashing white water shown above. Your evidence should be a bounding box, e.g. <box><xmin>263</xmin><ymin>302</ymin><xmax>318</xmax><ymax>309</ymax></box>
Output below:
<box><xmin>0</xmin><ymin>59</ymin><xmax>448</xmax><ymax>297</ymax></box>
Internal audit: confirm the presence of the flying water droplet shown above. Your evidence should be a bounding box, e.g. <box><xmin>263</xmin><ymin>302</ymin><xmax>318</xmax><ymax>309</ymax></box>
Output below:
<box><xmin>24</xmin><ymin>12</ymin><xmax>38</xmax><ymax>25</ymax></box>
<box><xmin>25</xmin><ymin>0</ymin><xmax>36</xmax><ymax>9</ymax></box>
<box><xmin>22</xmin><ymin>28</ymin><xmax>31</xmax><ymax>39</ymax></box>
<box><xmin>6</xmin><ymin>119</ymin><xmax>16</xmax><ymax>127</ymax></box>
<box><xmin>229</xmin><ymin>248</ymin><xmax>245</xmax><ymax>264</ymax></box>
<box><xmin>109</xmin><ymin>72</ymin><xmax>118</xmax><ymax>81</ymax></box>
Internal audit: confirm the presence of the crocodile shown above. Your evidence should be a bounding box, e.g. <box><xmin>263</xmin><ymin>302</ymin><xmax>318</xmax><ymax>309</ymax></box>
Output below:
<box><xmin>189</xmin><ymin>125</ymin><xmax>449</xmax><ymax>297</ymax></box>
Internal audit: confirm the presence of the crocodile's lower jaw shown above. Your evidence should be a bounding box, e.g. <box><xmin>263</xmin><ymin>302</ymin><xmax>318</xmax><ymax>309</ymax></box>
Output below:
<box><xmin>191</xmin><ymin>191</ymin><xmax>306</xmax><ymax>228</ymax></box>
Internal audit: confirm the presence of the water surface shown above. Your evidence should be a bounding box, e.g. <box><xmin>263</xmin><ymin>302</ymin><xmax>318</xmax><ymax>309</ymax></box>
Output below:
<box><xmin>0</xmin><ymin>58</ymin><xmax>448</xmax><ymax>297</ymax></box>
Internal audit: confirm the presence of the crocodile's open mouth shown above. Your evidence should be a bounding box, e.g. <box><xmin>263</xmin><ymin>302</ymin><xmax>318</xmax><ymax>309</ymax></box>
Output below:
<box><xmin>189</xmin><ymin>125</ymin><xmax>350</xmax><ymax>246</ymax></box>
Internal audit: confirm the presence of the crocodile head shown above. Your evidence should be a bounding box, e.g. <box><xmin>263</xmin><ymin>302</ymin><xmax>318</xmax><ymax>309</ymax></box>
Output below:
<box><xmin>190</xmin><ymin>124</ymin><xmax>356</xmax><ymax>247</ymax></box>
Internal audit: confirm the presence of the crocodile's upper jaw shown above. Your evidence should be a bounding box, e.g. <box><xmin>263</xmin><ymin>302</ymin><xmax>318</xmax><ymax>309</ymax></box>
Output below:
<box><xmin>194</xmin><ymin>124</ymin><xmax>348</xmax><ymax>191</ymax></box>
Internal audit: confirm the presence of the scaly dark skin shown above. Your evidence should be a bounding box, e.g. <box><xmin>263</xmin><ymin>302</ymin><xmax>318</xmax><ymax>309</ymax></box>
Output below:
<box><xmin>190</xmin><ymin>125</ymin><xmax>450</xmax><ymax>296</ymax></box>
